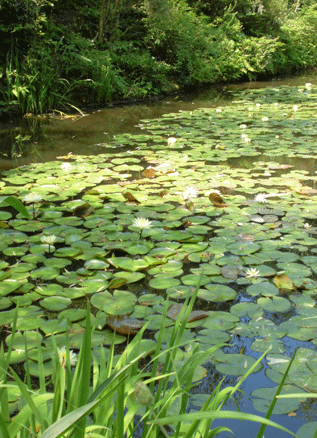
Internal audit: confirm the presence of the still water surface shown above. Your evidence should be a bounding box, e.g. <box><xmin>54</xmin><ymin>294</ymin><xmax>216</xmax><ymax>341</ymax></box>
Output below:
<box><xmin>1</xmin><ymin>71</ymin><xmax>316</xmax><ymax>172</ymax></box>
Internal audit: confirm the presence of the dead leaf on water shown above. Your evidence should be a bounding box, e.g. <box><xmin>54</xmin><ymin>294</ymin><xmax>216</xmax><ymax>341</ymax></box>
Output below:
<box><xmin>107</xmin><ymin>315</ymin><xmax>143</xmax><ymax>335</ymax></box>
<box><xmin>142</xmin><ymin>168</ymin><xmax>156</xmax><ymax>178</ymax></box>
<box><xmin>123</xmin><ymin>192</ymin><xmax>141</xmax><ymax>204</ymax></box>
<box><xmin>167</xmin><ymin>303</ymin><xmax>210</xmax><ymax>322</ymax></box>
<box><xmin>209</xmin><ymin>192</ymin><xmax>229</xmax><ymax>208</ymax></box>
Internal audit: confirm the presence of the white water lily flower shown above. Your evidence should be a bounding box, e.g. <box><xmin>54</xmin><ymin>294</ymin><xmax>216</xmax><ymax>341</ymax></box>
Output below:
<box><xmin>256</xmin><ymin>103</ymin><xmax>261</xmax><ymax>107</ymax></box>
<box><xmin>167</xmin><ymin>137</ymin><xmax>177</xmax><ymax>145</ymax></box>
<box><xmin>305</xmin><ymin>83</ymin><xmax>312</xmax><ymax>90</ymax></box>
<box><xmin>261</xmin><ymin>116</ymin><xmax>269</xmax><ymax>122</ymax></box>
<box><xmin>304</xmin><ymin>223</ymin><xmax>312</xmax><ymax>228</ymax></box>
<box><xmin>216</xmin><ymin>108</ymin><xmax>222</xmax><ymax>112</ymax></box>
<box><xmin>41</xmin><ymin>235</ymin><xmax>57</xmax><ymax>245</ymax></box>
<box><xmin>254</xmin><ymin>193</ymin><xmax>267</xmax><ymax>203</ymax></box>
<box><xmin>132</xmin><ymin>217</ymin><xmax>152</xmax><ymax>230</ymax></box>
<box><xmin>57</xmin><ymin>346</ymin><xmax>77</xmax><ymax>367</ymax></box>
<box><xmin>243</xmin><ymin>136</ymin><xmax>251</xmax><ymax>143</ymax></box>
<box><xmin>293</xmin><ymin>105</ymin><xmax>298</xmax><ymax>112</ymax></box>
<box><xmin>245</xmin><ymin>268</ymin><xmax>260</xmax><ymax>278</ymax></box>
<box><xmin>182</xmin><ymin>186</ymin><xmax>198</xmax><ymax>200</ymax></box>
<box><xmin>23</xmin><ymin>193</ymin><xmax>43</xmax><ymax>203</ymax></box>
<box><xmin>274</xmin><ymin>102</ymin><xmax>279</xmax><ymax>106</ymax></box>
<box><xmin>239</xmin><ymin>124</ymin><xmax>247</xmax><ymax>129</ymax></box>
<box><xmin>61</xmin><ymin>162</ymin><xmax>72</xmax><ymax>171</ymax></box>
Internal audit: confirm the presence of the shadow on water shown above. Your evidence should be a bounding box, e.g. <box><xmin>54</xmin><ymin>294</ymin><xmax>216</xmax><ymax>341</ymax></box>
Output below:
<box><xmin>1</xmin><ymin>70</ymin><xmax>317</xmax><ymax>172</ymax></box>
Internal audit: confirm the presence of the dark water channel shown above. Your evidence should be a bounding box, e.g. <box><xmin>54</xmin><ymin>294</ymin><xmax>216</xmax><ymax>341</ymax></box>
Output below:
<box><xmin>0</xmin><ymin>71</ymin><xmax>316</xmax><ymax>172</ymax></box>
<box><xmin>2</xmin><ymin>72</ymin><xmax>317</xmax><ymax>438</ymax></box>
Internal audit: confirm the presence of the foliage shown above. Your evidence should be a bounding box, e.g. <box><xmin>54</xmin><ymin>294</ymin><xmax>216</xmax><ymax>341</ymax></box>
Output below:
<box><xmin>0</xmin><ymin>196</ymin><xmax>29</xmax><ymax>219</ymax></box>
<box><xmin>1</xmin><ymin>0</ymin><xmax>317</xmax><ymax>114</ymax></box>
<box><xmin>0</xmin><ymin>293</ymin><xmax>299</xmax><ymax>438</ymax></box>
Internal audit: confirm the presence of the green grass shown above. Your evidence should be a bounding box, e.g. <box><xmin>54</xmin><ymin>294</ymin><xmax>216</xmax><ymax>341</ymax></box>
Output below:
<box><xmin>0</xmin><ymin>287</ymin><xmax>303</xmax><ymax>438</ymax></box>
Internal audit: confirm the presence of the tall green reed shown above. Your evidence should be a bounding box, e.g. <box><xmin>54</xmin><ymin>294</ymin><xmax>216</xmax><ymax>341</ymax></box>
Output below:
<box><xmin>0</xmin><ymin>286</ymin><xmax>304</xmax><ymax>438</ymax></box>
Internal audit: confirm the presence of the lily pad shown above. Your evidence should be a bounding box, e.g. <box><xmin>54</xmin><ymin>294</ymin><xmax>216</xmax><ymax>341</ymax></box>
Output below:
<box><xmin>257</xmin><ymin>296</ymin><xmax>291</xmax><ymax>312</ymax></box>
<box><xmin>213</xmin><ymin>350</ymin><xmax>262</xmax><ymax>375</ymax></box>
<box><xmin>198</xmin><ymin>285</ymin><xmax>237</xmax><ymax>302</ymax></box>
<box><xmin>91</xmin><ymin>290</ymin><xmax>137</xmax><ymax>315</ymax></box>
<box><xmin>252</xmin><ymin>385</ymin><xmax>306</xmax><ymax>415</ymax></box>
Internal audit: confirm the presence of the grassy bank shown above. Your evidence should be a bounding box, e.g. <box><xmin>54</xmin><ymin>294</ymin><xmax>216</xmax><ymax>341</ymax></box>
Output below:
<box><xmin>0</xmin><ymin>0</ymin><xmax>317</xmax><ymax>115</ymax></box>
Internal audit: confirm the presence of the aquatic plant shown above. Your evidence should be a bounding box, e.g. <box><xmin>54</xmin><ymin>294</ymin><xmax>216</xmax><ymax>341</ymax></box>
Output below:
<box><xmin>0</xmin><ymin>299</ymin><xmax>299</xmax><ymax>438</ymax></box>
<box><xmin>1</xmin><ymin>84</ymin><xmax>317</xmax><ymax>435</ymax></box>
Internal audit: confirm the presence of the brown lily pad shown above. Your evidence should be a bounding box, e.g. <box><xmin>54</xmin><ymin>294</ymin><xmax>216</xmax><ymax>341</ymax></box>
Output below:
<box><xmin>123</xmin><ymin>192</ymin><xmax>141</xmax><ymax>204</ymax></box>
<box><xmin>73</xmin><ymin>203</ymin><xmax>94</xmax><ymax>217</ymax></box>
<box><xmin>273</xmin><ymin>274</ymin><xmax>295</xmax><ymax>291</ymax></box>
<box><xmin>167</xmin><ymin>304</ymin><xmax>210</xmax><ymax>323</ymax></box>
<box><xmin>107</xmin><ymin>315</ymin><xmax>143</xmax><ymax>335</ymax></box>
<box><xmin>209</xmin><ymin>192</ymin><xmax>229</xmax><ymax>208</ymax></box>
<box><xmin>142</xmin><ymin>168</ymin><xmax>156</xmax><ymax>178</ymax></box>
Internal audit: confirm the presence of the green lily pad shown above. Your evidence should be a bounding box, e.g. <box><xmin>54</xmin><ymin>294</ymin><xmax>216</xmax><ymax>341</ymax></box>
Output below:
<box><xmin>40</xmin><ymin>296</ymin><xmax>72</xmax><ymax>311</ymax></box>
<box><xmin>226</xmin><ymin>242</ymin><xmax>261</xmax><ymax>255</ymax></box>
<box><xmin>91</xmin><ymin>290</ymin><xmax>137</xmax><ymax>315</ymax></box>
<box><xmin>230</xmin><ymin>302</ymin><xmax>263</xmax><ymax>318</ymax></box>
<box><xmin>213</xmin><ymin>350</ymin><xmax>262</xmax><ymax>375</ymax></box>
<box><xmin>198</xmin><ymin>285</ymin><xmax>237</xmax><ymax>302</ymax></box>
<box><xmin>257</xmin><ymin>296</ymin><xmax>291</xmax><ymax>312</ymax></box>
<box><xmin>149</xmin><ymin>276</ymin><xmax>181</xmax><ymax>290</ymax></box>
<box><xmin>197</xmin><ymin>329</ymin><xmax>231</xmax><ymax>345</ymax></box>
<box><xmin>252</xmin><ymin>385</ymin><xmax>306</xmax><ymax>415</ymax></box>
<box><xmin>297</xmin><ymin>422</ymin><xmax>317</xmax><ymax>438</ymax></box>
<box><xmin>246</xmin><ymin>281</ymin><xmax>279</xmax><ymax>297</ymax></box>
<box><xmin>84</xmin><ymin>259</ymin><xmax>109</xmax><ymax>270</ymax></box>
<box><xmin>203</xmin><ymin>311</ymin><xmax>239</xmax><ymax>331</ymax></box>
<box><xmin>30</xmin><ymin>267</ymin><xmax>59</xmax><ymax>280</ymax></box>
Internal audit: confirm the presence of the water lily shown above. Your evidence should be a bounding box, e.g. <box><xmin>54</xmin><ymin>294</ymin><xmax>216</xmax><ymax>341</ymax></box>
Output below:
<box><xmin>305</xmin><ymin>83</ymin><xmax>312</xmax><ymax>90</ymax></box>
<box><xmin>132</xmin><ymin>217</ymin><xmax>152</xmax><ymax>230</ymax></box>
<box><xmin>23</xmin><ymin>192</ymin><xmax>43</xmax><ymax>219</ymax></box>
<box><xmin>167</xmin><ymin>137</ymin><xmax>177</xmax><ymax>145</ymax></box>
<box><xmin>304</xmin><ymin>223</ymin><xmax>312</xmax><ymax>229</ymax></box>
<box><xmin>293</xmin><ymin>105</ymin><xmax>298</xmax><ymax>112</ymax></box>
<box><xmin>239</xmin><ymin>124</ymin><xmax>247</xmax><ymax>129</ymax></box>
<box><xmin>57</xmin><ymin>346</ymin><xmax>77</xmax><ymax>367</ymax></box>
<box><xmin>23</xmin><ymin>193</ymin><xmax>43</xmax><ymax>203</ymax></box>
<box><xmin>254</xmin><ymin>193</ymin><xmax>267</xmax><ymax>203</ymax></box>
<box><xmin>261</xmin><ymin>116</ymin><xmax>269</xmax><ymax>122</ymax></box>
<box><xmin>182</xmin><ymin>186</ymin><xmax>198</xmax><ymax>201</ymax></box>
<box><xmin>61</xmin><ymin>162</ymin><xmax>72</xmax><ymax>171</ymax></box>
<box><xmin>216</xmin><ymin>108</ymin><xmax>222</xmax><ymax>112</ymax></box>
<box><xmin>41</xmin><ymin>235</ymin><xmax>57</xmax><ymax>245</ymax></box>
<box><xmin>245</xmin><ymin>268</ymin><xmax>260</xmax><ymax>278</ymax></box>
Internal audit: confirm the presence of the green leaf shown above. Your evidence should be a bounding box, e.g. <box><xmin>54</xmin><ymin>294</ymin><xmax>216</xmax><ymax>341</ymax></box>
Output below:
<box><xmin>0</xmin><ymin>196</ymin><xmax>30</xmax><ymax>219</ymax></box>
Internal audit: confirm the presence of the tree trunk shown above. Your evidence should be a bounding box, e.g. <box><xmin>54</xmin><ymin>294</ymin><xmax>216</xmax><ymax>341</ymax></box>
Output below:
<box><xmin>99</xmin><ymin>0</ymin><xmax>123</xmax><ymax>43</ymax></box>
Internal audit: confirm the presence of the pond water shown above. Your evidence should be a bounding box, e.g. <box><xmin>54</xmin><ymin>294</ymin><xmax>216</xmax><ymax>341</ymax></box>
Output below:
<box><xmin>2</xmin><ymin>71</ymin><xmax>317</xmax><ymax>437</ymax></box>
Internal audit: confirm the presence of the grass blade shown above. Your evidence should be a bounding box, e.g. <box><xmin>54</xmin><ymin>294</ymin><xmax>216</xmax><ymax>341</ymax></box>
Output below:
<box><xmin>256</xmin><ymin>348</ymin><xmax>298</xmax><ymax>438</ymax></box>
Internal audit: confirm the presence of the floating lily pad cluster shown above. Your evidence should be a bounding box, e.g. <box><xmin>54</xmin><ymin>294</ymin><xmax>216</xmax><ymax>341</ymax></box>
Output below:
<box><xmin>1</xmin><ymin>84</ymin><xmax>317</xmax><ymax>420</ymax></box>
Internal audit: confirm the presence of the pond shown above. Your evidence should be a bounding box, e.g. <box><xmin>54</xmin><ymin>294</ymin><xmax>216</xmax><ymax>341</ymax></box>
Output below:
<box><xmin>2</xmin><ymin>73</ymin><xmax>317</xmax><ymax>437</ymax></box>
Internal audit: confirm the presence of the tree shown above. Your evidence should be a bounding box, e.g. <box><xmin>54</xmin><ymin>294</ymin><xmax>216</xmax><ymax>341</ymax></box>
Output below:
<box><xmin>99</xmin><ymin>0</ymin><xmax>123</xmax><ymax>43</ymax></box>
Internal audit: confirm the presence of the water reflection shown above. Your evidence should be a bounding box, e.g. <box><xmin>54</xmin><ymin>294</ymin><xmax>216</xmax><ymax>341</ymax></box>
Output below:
<box><xmin>0</xmin><ymin>71</ymin><xmax>316</xmax><ymax>172</ymax></box>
